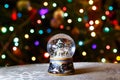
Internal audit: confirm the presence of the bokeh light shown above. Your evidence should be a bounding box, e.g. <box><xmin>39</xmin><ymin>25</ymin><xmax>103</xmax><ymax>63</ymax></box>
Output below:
<box><xmin>101</xmin><ymin>58</ymin><xmax>106</xmax><ymax>63</ymax></box>
<box><xmin>116</xmin><ymin>56</ymin><xmax>120</xmax><ymax>61</ymax></box>
<box><xmin>41</xmin><ymin>15</ymin><xmax>45</xmax><ymax>19</ymax></box>
<box><xmin>13</xmin><ymin>37</ymin><xmax>19</xmax><ymax>43</ymax></box>
<box><xmin>34</xmin><ymin>40</ymin><xmax>40</xmax><ymax>46</ymax></box>
<box><xmin>92</xmin><ymin>5</ymin><xmax>97</xmax><ymax>10</ymax></box>
<box><xmin>105</xmin><ymin>11</ymin><xmax>110</xmax><ymax>16</ymax></box>
<box><xmin>85</xmin><ymin>23</ymin><xmax>90</xmax><ymax>28</ymax></box>
<box><xmin>47</xmin><ymin>28</ymin><xmax>52</xmax><ymax>33</ymax></box>
<box><xmin>91</xmin><ymin>32</ymin><xmax>96</xmax><ymax>37</ymax></box>
<box><xmin>79</xmin><ymin>9</ymin><xmax>84</xmax><ymax>13</ymax></box>
<box><xmin>17</xmin><ymin>12</ymin><xmax>22</xmax><ymax>18</ymax></box>
<box><xmin>67</xmin><ymin>0</ymin><xmax>72</xmax><ymax>3</ymax></box>
<box><xmin>39</xmin><ymin>8</ymin><xmax>49</xmax><ymax>16</ymax></box>
<box><xmin>60</xmin><ymin>25</ymin><xmax>64</xmax><ymax>29</ymax></box>
<box><xmin>24</xmin><ymin>34</ymin><xmax>29</xmax><ymax>39</ymax></box>
<box><xmin>52</xmin><ymin>3</ymin><xmax>57</xmax><ymax>7</ymax></box>
<box><xmin>11</xmin><ymin>11</ymin><xmax>17</xmax><ymax>20</ymax></box>
<box><xmin>100</xmin><ymin>49</ymin><xmax>104</xmax><ymax>54</ymax></box>
<box><xmin>64</xmin><ymin>12</ymin><xmax>68</xmax><ymax>17</ymax></box>
<box><xmin>14</xmin><ymin>42</ymin><xmax>19</xmax><ymax>46</ymax></box>
<box><xmin>43</xmin><ymin>2</ymin><xmax>48</xmax><ymax>6</ymax></box>
<box><xmin>103</xmin><ymin>27</ymin><xmax>110</xmax><ymax>33</ymax></box>
<box><xmin>82</xmin><ymin>51</ymin><xmax>87</xmax><ymax>56</ymax></box>
<box><xmin>1</xmin><ymin>27</ymin><xmax>7</xmax><ymax>33</ymax></box>
<box><xmin>66</xmin><ymin>26</ymin><xmax>71</xmax><ymax>30</ymax></box>
<box><xmin>12</xmin><ymin>46</ymin><xmax>17</xmax><ymax>51</ymax></box>
<box><xmin>112</xmin><ymin>20</ymin><xmax>118</xmax><ymax>25</ymax></box>
<box><xmin>37</xmin><ymin>19</ymin><xmax>42</xmax><ymax>24</ymax></box>
<box><xmin>95</xmin><ymin>20</ymin><xmax>100</xmax><ymax>24</ymax></box>
<box><xmin>28</xmin><ymin>6</ymin><xmax>33</xmax><ymax>11</ymax></box>
<box><xmin>77</xmin><ymin>17</ymin><xmax>82</xmax><ymax>22</ymax></box>
<box><xmin>89</xmin><ymin>26</ymin><xmax>94</xmax><ymax>31</ymax></box>
<box><xmin>38</xmin><ymin>30</ymin><xmax>44</xmax><ymax>35</ymax></box>
<box><xmin>92</xmin><ymin>44</ymin><xmax>97</xmax><ymax>49</ymax></box>
<box><xmin>4</xmin><ymin>4</ymin><xmax>9</xmax><ymax>9</ymax></box>
<box><xmin>78</xmin><ymin>41</ymin><xmax>84</xmax><ymax>46</ymax></box>
<box><xmin>114</xmin><ymin>61</ymin><xmax>118</xmax><ymax>64</ymax></box>
<box><xmin>44</xmin><ymin>52</ymin><xmax>50</xmax><ymax>58</ymax></box>
<box><xmin>1</xmin><ymin>54</ymin><xmax>6</xmax><ymax>59</ymax></box>
<box><xmin>106</xmin><ymin>45</ymin><xmax>111</xmax><ymax>50</ymax></box>
<box><xmin>101</xmin><ymin>15</ymin><xmax>106</xmax><ymax>20</ymax></box>
<box><xmin>62</xmin><ymin>6</ymin><xmax>67</xmax><ymax>11</ymax></box>
<box><xmin>9</xmin><ymin>26</ymin><xmax>14</xmax><ymax>31</ymax></box>
<box><xmin>30</xmin><ymin>29</ymin><xmax>35</xmax><ymax>33</ymax></box>
<box><xmin>109</xmin><ymin>6</ymin><xmax>113</xmax><ymax>11</ymax></box>
<box><xmin>89</xmin><ymin>20</ymin><xmax>94</xmax><ymax>25</ymax></box>
<box><xmin>89</xmin><ymin>0</ymin><xmax>94</xmax><ymax>5</ymax></box>
<box><xmin>67</xmin><ymin>19</ymin><xmax>72</xmax><ymax>23</ymax></box>
<box><xmin>31</xmin><ymin>56</ymin><xmax>36</xmax><ymax>61</ymax></box>
<box><xmin>113</xmin><ymin>48</ymin><xmax>117</xmax><ymax>53</ymax></box>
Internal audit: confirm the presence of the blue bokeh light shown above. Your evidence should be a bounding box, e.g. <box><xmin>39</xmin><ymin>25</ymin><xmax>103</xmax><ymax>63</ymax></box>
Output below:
<box><xmin>109</xmin><ymin>6</ymin><xmax>113</xmax><ymax>11</ymax></box>
<box><xmin>38</xmin><ymin>30</ymin><xmax>44</xmax><ymax>35</ymax></box>
<box><xmin>4</xmin><ymin>4</ymin><xmax>9</xmax><ymax>8</ymax></box>
<box><xmin>47</xmin><ymin>28</ymin><xmax>52</xmax><ymax>33</ymax></box>
<box><xmin>78</xmin><ymin>41</ymin><xmax>84</xmax><ymax>46</ymax></box>
<box><xmin>17</xmin><ymin>12</ymin><xmax>22</xmax><ymax>18</ymax></box>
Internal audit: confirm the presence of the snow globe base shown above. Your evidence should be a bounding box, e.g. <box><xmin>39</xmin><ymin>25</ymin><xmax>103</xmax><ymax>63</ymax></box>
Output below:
<box><xmin>48</xmin><ymin>58</ymin><xmax>75</xmax><ymax>75</ymax></box>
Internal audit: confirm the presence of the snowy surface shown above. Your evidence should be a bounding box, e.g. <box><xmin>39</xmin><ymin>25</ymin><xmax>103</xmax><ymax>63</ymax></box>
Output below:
<box><xmin>0</xmin><ymin>62</ymin><xmax>120</xmax><ymax>80</ymax></box>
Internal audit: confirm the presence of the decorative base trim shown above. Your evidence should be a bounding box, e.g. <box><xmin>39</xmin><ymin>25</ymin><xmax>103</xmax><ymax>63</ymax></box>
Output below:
<box><xmin>48</xmin><ymin>58</ymin><xmax>74</xmax><ymax>75</ymax></box>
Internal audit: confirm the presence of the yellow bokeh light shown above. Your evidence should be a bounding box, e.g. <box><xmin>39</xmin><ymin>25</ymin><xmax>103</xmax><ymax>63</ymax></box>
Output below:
<box><xmin>79</xmin><ymin>9</ymin><xmax>84</xmax><ymax>13</ymax></box>
<box><xmin>31</xmin><ymin>56</ymin><xmax>36</xmax><ymax>61</ymax></box>
<box><xmin>82</xmin><ymin>51</ymin><xmax>87</xmax><ymax>56</ymax></box>
<box><xmin>24</xmin><ymin>34</ymin><xmax>29</xmax><ymax>39</ymax></box>
<box><xmin>43</xmin><ymin>2</ymin><xmax>48</xmax><ymax>6</ymax></box>
<box><xmin>95</xmin><ymin>20</ymin><xmax>100</xmax><ymax>24</ymax></box>
<box><xmin>101</xmin><ymin>58</ymin><xmax>106</xmax><ymax>63</ymax></box>
<box><xmin>116</xmin><ymin>56</ymin><xmax>120</xmax><ymax>61</ymax></box>
<box><xmin>114</xmin><ymin>61</ymin><xmax>118</xmax><ymax>64</ymax></box>
<box><xmin>91</xmin><ymin>32</ymin><xmax>96</xmax><ymax>37</ymax></box>
<box><xmin>67</xmin><ymin>19</ymin><xmax>72</xmax><ymax>23</ymax></box>
<box><xmin>89</xmin><ymin>0</ymin><xmax>94</xmax><ymax>5</ymax></box>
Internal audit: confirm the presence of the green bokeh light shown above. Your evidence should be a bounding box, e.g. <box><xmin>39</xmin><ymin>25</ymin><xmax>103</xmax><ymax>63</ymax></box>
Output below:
<box><xmin>30</xmin><ymin>29</ymin><xmax>35</xmax><ymax>33</ymax></box>
<box><xmin>101</xmin><ymin>16</ymin><xmax>106</xmax><ymax>20</ymax></box>
<box><xmin>103</xmin><ymin>27</ymin><xmax>110</xmax><ymax>33</ymax></box>
<box><xmin>1</xmin><ymin>54</ymin><xmax>6</xmax><ymax>59</ymax></box>
<box><xmin>78</xmin><ymin>17</ymin><xmax>82</xmax><ymax>22</ymax></box>
<box><xmin>67</xmin><ymin>0</ymin><xmax>72</xmax><ymax>3</ymax></box>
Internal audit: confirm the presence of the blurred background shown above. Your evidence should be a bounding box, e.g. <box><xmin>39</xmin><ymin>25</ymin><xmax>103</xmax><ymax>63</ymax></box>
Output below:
<box><xmin>0</xmin><ymin>0</ymin><xmax>120</xmax><ymax>66</ymax></box>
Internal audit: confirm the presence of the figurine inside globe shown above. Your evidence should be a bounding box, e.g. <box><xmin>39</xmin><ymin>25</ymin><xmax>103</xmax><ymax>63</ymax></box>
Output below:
<box><xmin>47</xmin><ymin>33</ymin><xmax>76</xmax><ymax>58</ymax></box>
<box><xmin>47</xmin><ymin>33</ymin><xmax>76</xmax><ymax>75</ymax></box>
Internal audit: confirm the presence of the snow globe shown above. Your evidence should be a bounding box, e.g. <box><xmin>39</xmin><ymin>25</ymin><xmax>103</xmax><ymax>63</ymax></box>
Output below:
<box><xmin>47</xmin><ymin>33</ymin><xmax>76</xmax><ymax>75</ymax></box>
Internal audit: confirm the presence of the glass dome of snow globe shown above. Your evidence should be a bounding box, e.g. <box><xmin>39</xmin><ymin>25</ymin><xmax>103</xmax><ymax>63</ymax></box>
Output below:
<box><xmin>47</xmin><ymin>33</ymin><xmax>76</xmax><ymax>75</ymax></box>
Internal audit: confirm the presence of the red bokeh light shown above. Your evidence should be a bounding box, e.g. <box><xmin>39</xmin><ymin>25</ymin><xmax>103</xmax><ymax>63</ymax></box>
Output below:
<box><xmin>62</xmin><ymin>6</ymin><xmax>67</xmax><ymax>12</ymax></box>
<box><xmin>44</xmin><ymin>52</ymin><xmax>50</xmax><ymax>58</ymax></box>
<box><xmin>11</xmin><ymin>11</ymin><xmax>17</xmax><ymax>20</ymax></box>
<box><xmin>60</xmin><ymin>25</ymin><xmax>64</xmax><ymax>29</ymax></box>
